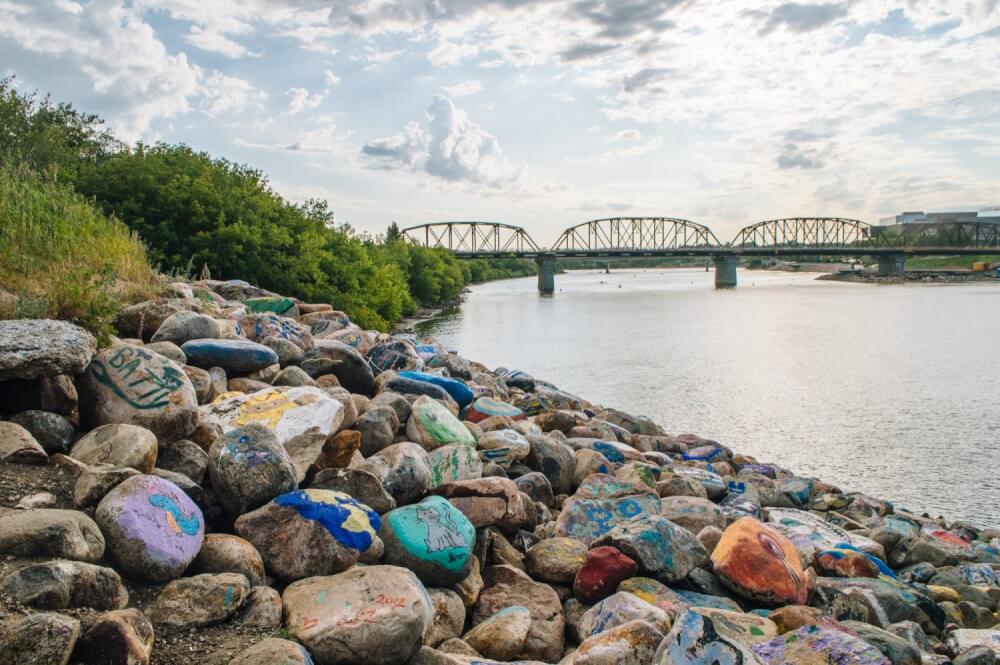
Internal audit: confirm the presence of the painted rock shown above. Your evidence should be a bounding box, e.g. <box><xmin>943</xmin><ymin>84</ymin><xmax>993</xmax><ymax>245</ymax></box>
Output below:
<box><xmin>235</xmin><ymin>489</ymin><xmax>379</xmax><ymax>582</ymax></box>
<box><xmin>151</xmin><ymin>310</ymin><xmax>220</xmax><ymax>345</ymax></box>
<box><xmin>689</xmin><ymin>608</ymin><xmax>778</xmax><ymax>643</ymax></box>
<box><xmin>325</xmin><ymin>328</ymin><xmax>376</xmax><ymax>355</ymax></box>
<box><xmin>667</xmin><ymin>466</ymin><xmax>727</xmax><ymax>499</ymax></box>
<box><xmin>72</xmin><ymin>608</ymin><xmax>155</xmax><ymax>665</ymax></box>
<box><xmin>406</xmin><ymin>395</ymin><xmax>475</xmax><ymax>450</ymax></box>
<box><xmin>242</xmin><ymin>296</ymin><xmax>298</xmax><ymax>316</ymax></box>
<box><xmin>69</xmin><ymin>423</ymin><xmax>158</xmax><ymax>472</ymax></box>
<box><xmin>574</xmin><ymin>546</ymin><xmax>638</xmax><ymax>604</ymax></box>
<box><xmin>479</xmin><ymin>429</ymin><xmax>531</xmax><ymax>466</ymax></box>
<box><xmin>282</xmin><ymin>565</ymin><xmax>433</xmax><ymax>665</ymax></box>
<box><xmin>569</xmin><ymin>620</ymin><xmax>666</xmax><ymax>665</ymax></box>
<box><xmin>95</xmin><ymin>474</ymin><xmax>204</xmax><ymax>582</ymax></box>
<box><xmin>947</xmin><ymin>629</ymin><xmax>1000</xmax><ymax>657</ymax></box>
<box><xmin>207</xmin><ymin>424</ymin><xmax>298</xmax><ymax>516</ymax></box>
<box><xmin>200</xmin><ymin>387</ymin><xmax>344</xmax><ymax>482</ymax></box>
<box><xmin>357</xmin><ymin>442</ymin><xmax>433</xmax><ymax>504</ymax></box>
<box><xmin>618</xmin><ymin>577</ymin><xmax>689</xmax><ymax>620</ymax></box>
<box><xmin>0</xmin><ymin>318</ymin><xmax>96</xmax><ymax>380</ymax></box>
<box><xmin>472</xmin><ymin>565</ymin><xmax>565</xmax><ymax>663</ymax></box>
<box><xmin>524</xmin><ymin>537</ymin><xmax>588</xmax><ymax>583</ymax></box>
<box><xmin>190</xmin><ymin>533</ymin><xmax>266</xmax><ymax>585</ymax></box>
<box><xmin>816</xmin><ymin>546</ymin><xmax>883</xmax><ymax>578</ymax></box>
<box><xmin>577</xmin><ymin>474</ymin><xmax>653</xmax><ymax>499</ymax></box>
<box><xmin>0</xmin><ymin>612</ymin><xmax>80</xmax><ymax>665</ymax></box>
<box><xmin>673</xmin><ymin>588</ymin><xmax>743</xmax><ymax>611</ymax></box>
<box><xmin>241</xmin><ymin>312</ymin><xmax>313</xmax><ymax>349</ymax></box>
<box><xmin>653</xmin><ymin>608</ymin><xmax>764</xmax><ymax>665</ymax></box>
<box><xmin>428</xmin><ymin>443</ymin><xmax>483</xmax><ymax>488</ymax></box>
<box><xmin>181</xmin><ymin>338</ymin><xmax>279</xmax><ymax>374</ymax></box>
<box><xmin>768</xmin><ymin>507</ymin><xmax>881</xmax><ymax>557</ymax></box>
<box><xmin>515</xmin><ymin>471</ymin><xmax>554</xmax><ymax>506</ymax></box>
<box><xmin>230</xmin><ymin>638</ymin><xmax>316</xmax><ymax>665</ymax></box>
<box><xmin>380</xmin><ymin>496</ymin><xmax>475</xmax><ymax>586</ymax></box>
<box><xmin>463</xmin><ymin>606</ymin><xmax>532</xmax><ymax>661</ymax></box>
<box><xmin>306</xmin><ymin>311</ymin><xmax>352</xmax><ymax>334</ymax></box>
<box><xmin>80</xmin><ymin>345</ymin><xmax>198</xmax><ymax>442</ymax></box>
<box><xmin>751</xmin><ymin>625</ymin><xmax>890</xmax><ymax>664</ymax></box>
<box><xmin>0</xmin><ymin>421</ymin><xmax>48</xmax><ymax>464</ymax></box>
<box><xmin>567</xmin><ymin>438</ymin><xmax>645</xmax><ymax>464</ymax></box>
<box><xmin>524</xmin><ymin>433</ymin><xmax>576</xmax><ymax>494</ymax></box>
<box><xmin>555</xmin><ymin>492</ymin><xmax>661</xmax><ymax>544</ymax></box>
<box><xmin>307</xmin><ymin>340</ymin><xmax>375</xmax><ymax>395</ymax></box>
<box><xmin>0</xmin><ymin>508</ymin><xmax>105</xmax><ymax>562</ymax></box>
<box><xmin>399</xmin><ymin>370</ymin><xmax>474</xmax><ymax>409</ymax></box>
<box><xmin>311</xmin><ymin>467</ymin><xmax>397</xmax><ymax>514</ymax></box>
<box><xmin>840</xmin><ymin>621</ymin><xmax>922</xmax><ymax>665</ymax></box>
<box><xmin>593</xmin><ymin>513</ymin><xmax>708</xmax><ymax>582</ymax></box>
<box><xmin>662</xmin><ymin>496</ymin><xmax>727</xmax><ymax>534</ymax></box>
<box><xmin>380</xmin><ymin>375</ymin><xmax>454</xmax><ymax>403</ymax></box>
<box><xmin>464</xmin><ymin>396</ymin><xmax>525</xmax><ymax>423</ymax></box>
<box><xmin>711</xmin><ymin>517</ymin><xmax>808</xmax><ymax>605</ymax></box>
<box><xmin>578</xmin><ymin>591</ymin><xmax>671</xmax><ymax>639</ymax></box>
<box><xmin>425</xmin><ymin>588</ymin><xmax>466</xmax><ymax>647</ymax></box>
<box><xmin>812</xmin><ymin>577</ymin><xmax>937</xmax><ymax>629</ymax></box>
<box><xmin>767</xmin><ymin>604</ymin><xmax>826</xmax><ymax>633</ymax></box>
<box><xmin>0</xmin><ymin>560</ymin><xmax>128</xmax><ymax>610</ymax></box>
<box><xmin>147</xmin><ymin>572</ymin><xmax>250</xmax><ymax>627</ymax></box>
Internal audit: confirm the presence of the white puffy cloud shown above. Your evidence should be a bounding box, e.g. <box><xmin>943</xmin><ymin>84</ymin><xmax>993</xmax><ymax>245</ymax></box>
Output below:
<box><xmin>442</xmin><ymin>80</ymin><xmax>483</xmax><ymax>97</ymax></box>
<box><xmin>199</xmin><ymin>72</ymin><xmax>267</xmax><ymax>116</ymax></box>
<box><xmin>285</xmin><ymin>87</ymin><xmax>325</xmax><ymax>114</ymax></box>
<box><xmin>184</xmin><ymin>26</ymin><xmax>257</xmax><ymax>58</ymax></box>
<box><xmin>324</xmin><ymin>69</ymin><xmax>341</xmax><ymax>86</ymax></box>
<box><xmin>362</xmin><ymin>95</ymin><xmax>521</xmax><ymax>187</ymax></box>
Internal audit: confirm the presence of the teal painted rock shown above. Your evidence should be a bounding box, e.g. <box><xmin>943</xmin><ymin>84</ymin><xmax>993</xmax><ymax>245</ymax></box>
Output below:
<box><xmin>181</xmin><ymin>339</ymin><xmax>279</xmax><ymax>374</ymax></box>
<box><xmin>380</xmin><ymin>496</ymin><xmax>475</xmax><ymax>586</ymax></box>
<box><xmin>556</xmin><ymin>492</ymin><xmax>662</xmax><ymax>544</ymax></box>
<box><xmin>242</xmin><ymin>297</ymin><xmax>297</xmax><ymax>316</ymax></box>
<box><xmin>592</xmin><ymin>513</ymin><xmax>708</xmax><ymax>582</ymax></box>
<box><xmin>428</xmin><ymin>443</ymin><xmax>483</xmax><ymax>488</ymax></box>
<box><xmin>406</xmin><ymin>395</ymin><xmax>475</xmax><ymax>450</ymax></box>
<box><xmin>751</xmin><ymin>625</ymin><xmax>890</xmax><ymax>664</ymax></box>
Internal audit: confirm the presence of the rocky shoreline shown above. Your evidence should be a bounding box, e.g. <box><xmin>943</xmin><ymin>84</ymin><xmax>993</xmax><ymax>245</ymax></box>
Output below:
<box><xmin>1</xmin><ymin>277</ymin><xmax>1000</xmax><ymax>665</ymax></box>
<box><xmin>819</xmin><ymin>270</ymin><xmax>1000</xmax><ymax>284</ymax></box>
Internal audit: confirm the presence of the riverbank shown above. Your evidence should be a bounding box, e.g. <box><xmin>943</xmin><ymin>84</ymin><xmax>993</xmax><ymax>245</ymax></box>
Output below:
<box><xmin>819</xmin><ymin>269</ymin><xmax>1000</xmax><ymax>284</ymax></box>
<box><xmin>1</xmin><ymin>276</ymin><xmax>999</xmax><ymax>664</ymax></box>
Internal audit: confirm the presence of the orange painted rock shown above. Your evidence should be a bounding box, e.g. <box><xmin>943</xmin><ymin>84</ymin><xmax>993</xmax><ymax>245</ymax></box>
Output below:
<box><xmin>816</xmin><ymin>547</ymin><xmax>880</xmax><ymax>578</ymax></box>
<box><xmin>711</xmin><ymin>517</ymin><xmax>808</xmax><ymax>605</ymax></box>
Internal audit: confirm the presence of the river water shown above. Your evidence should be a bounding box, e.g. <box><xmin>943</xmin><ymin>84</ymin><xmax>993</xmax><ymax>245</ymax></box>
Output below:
<box><xmin>418</xmin><ymin>268</ymin><xmax>1000</xmax><ymax>526</ymax></box>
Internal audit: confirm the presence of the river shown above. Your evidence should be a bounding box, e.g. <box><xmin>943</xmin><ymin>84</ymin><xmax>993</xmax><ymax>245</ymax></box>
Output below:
<box><xmin>417</xmin><ymin>268</ymin><xmax>1000</xmax><ymax>526</ymax></box>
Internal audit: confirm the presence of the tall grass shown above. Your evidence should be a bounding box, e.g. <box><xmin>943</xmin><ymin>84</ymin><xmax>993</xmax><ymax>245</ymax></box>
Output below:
<box><xmin>0</xmin><ymin>167</ymin><xmax>160</xmax><ymax>342</ymax></box>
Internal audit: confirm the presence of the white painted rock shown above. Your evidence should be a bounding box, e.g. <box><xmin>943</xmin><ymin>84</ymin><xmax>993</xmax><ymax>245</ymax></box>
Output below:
<box><xmin>200</xmin><ymin>386</ymin><xmax>344</xmax><ymax>481</ymax></box>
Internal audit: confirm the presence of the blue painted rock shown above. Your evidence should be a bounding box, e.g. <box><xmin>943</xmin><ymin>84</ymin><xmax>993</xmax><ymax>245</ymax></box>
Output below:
<box><xmin>240</xmin><ymin>312</ymin><xmax>313</xmax><ymax>350</ymax></box>
<box><xmin>711</xmin><ymin>518</ymin><xmax>809</xmax><ymax>605</ymax></box>
<box><xmin>515</xmin><ymin>471</ymin><xmax>554</xmax><ymax>506</ymax></box>
<box><xmin>574</xmin><ymin>545</ymin><xmax>638</xmax><ymax>604</ymax></box>
<box><xmin>282</xmin><ymin>565</ymin><xmax>433</xmax><ymax>665</ymax></box>
<box><xmin>380</xmin><ymin>496</ymin><xmax>475</xmax><ymax>586</ymax></box>
<box><xmin>618</xmin><ymin>577</ymin><xmax>690</xmax><ymax>620</ymax></box>
<box><xmin>751</xmin><ymin>625</ymin><xmax>890</xmax><ymax>664</ymax></box>
<box><xmin>576</xmin><ymin>474</ymin><xmax>652</xmax><ymax>499</ymax></box>
<box><xmin>578</xmin><ymin>591</ymin><xmax>671</xmax><ymax>639</ymax></box>
<box><xmin>95</xmin><ymin>474</ymin><xmax>205</xmax><ymax>582</ymax></box>
<box><xmin>567</xmin><ymin>438</ymin><xmax>645</xmax><ymax>464</ymax></box>
<box><xmin>428</xmin><ymin>443</ymin><xmax>483</xmax><ymax>488</ymax></box>
<box><xmin>673</xmin><ymin>588</ymin><xmax>743</xmax><ymax>611</ymax></box>
<box><xmin>151</xmin><ymin>311</ymin><xmax>220</xmax><ymax>345</ymax></box>
<box><xmin>478</xmin><ymin>429</ymin><xmax>530</xmax><ymax>466</ymax></box>
<box><xmin>230</xmin><ymin>638</ymin><xmax>316</xmax><ymax>665</ymax></box>
<box><xmin>406</xmin><ymin>395</ymin><xmax>475</xmax><ymax>450</ymax></box>
<box><xmin>813</xmin><ymin>577</ymin><xmax>938</xmax><ymax>629</ymax></box>
<box><xmin>720</xmin><ymin>493</ymin><xmax>763</xmax><ymax>521</ymax></box>
<box><xmin>69</xmin><ymin>423</ymin><xmax>157</xmax><ymax>473</ymax></box>
<box><xmin>235</xmin><ymin>489</ymin><xmax>379</xmax><ymax>582</ymax></box>
<box><xmin>556</xmin><ymin>492</ymin><xmax>661</xmax><ymax>544</ymax></box>
<box><xmin>653</xmin><ymin>608</ymin><xmax>763</xmax><ymax>665</ymax></box>
<box><xmin>776</xmin><ymin>476</ymin><xmax>814</xmax><ymax>508</ymax></box>
<box><xmin>593</xmin><ymin>513</ymin><xmax>708</xmax><ymax>582</ymax></box>
<box><xmin>302</xmin><ymin>309</ymin><xmax>351</xmax><ymax>331</ymax></box>
<box><xmin>661</xmin><ymin>496</ymin><xmax>726</xmax><ymax>534</ymax></box>
<box><xmin>207</xmin><ymin>424</ymin><xmax>298</xmax><ymax>516</ymax></box>
<box><xmin>181</xmin><ymin>339</ymin><xmax>279</xmax><ymax>374</ymax></box>
<box><xmin>357</xmin><ymin>442</ymin><xmax>433</xmax><ymax>504</ymax></box>
<box><xmin>146</xmin><ymin>572</ymin><xmax>251</xmax><ymax>627</ymax></box>
<box><xmin>80</xmin><ymin>345</ymin><xmax>199</xmax><ymax>442</ymax></box>
<box><xmin>367</xmin><ymin>339</ymin><xmax>420</xmax><ymax>373</ymax></box>
<box><xmin>525</xmin><ymin>537</ymin><xmax>588</xmax><ymax>583</ymax></box>
<box><xmin>380</xmin><ymin>375</ymin><xmax>453</xmax><ymax>402</ymax></box>
<box><xmin>307</xmin><ymin>340</ymin><xmax>375</xmax><ymax>395</ymax></box>
<box><xmin>199</xmin><ymin>387</ymin><xmax>344</xmax><ymax>482</ymax></box>
<box><xmin>462</xmin><ymin>606</ymin><xmax>532</xmax><ymax>661</ymax></box>
<box><xmin>464</xmin><ymin>396</ymin><xmax>525</xmax><ymax>423</ymax></box>
<box><xmin>667</xmin><ymin>465</ymin><xmax>727</xmax><ymax>499</ymax></box>
<box><xmin>497</xmin><ymin>368</ymin><xmax>535</xmax><ymax>391</ymax></box>
<box><xmin>573</xmin><ymin>620</ymin><xmax>666</xmax><ymax>665</ymax></box>
<box><xmin>399</xmin><ymin>370</ymin><xmax>474</xmax><ymax>409</ymax></box>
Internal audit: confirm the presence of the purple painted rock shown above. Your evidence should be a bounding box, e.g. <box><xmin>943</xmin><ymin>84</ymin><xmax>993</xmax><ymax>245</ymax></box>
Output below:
<box><xmin>751</xmin><ymin>625</ymin><xmax>890</xmax><ymax>664</ymax></box>
<box><xmin>95</xmin><ymin>474</ymin><xmax>205</xmax><ymax>582</ymax></box>
<box><xmin>207</xmin><ymin>424</ymin><xmax>298</xmax><ymax>516</ymax></box>
<box><xmin>80</xmin><ymin>345</ymin><xmax>199</xmax><ymax>442</ymax></box>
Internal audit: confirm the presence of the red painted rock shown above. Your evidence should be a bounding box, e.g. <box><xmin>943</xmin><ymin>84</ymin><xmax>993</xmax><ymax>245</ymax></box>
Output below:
<box><xmin>711</xmin><ymin>517</ymin><xmax>808</xmax><ymax>605</ymax></box>
<box><xmin>574</xmin><ymin>546</ymin><xmax>639</xmax><ymax>604</ymax></box>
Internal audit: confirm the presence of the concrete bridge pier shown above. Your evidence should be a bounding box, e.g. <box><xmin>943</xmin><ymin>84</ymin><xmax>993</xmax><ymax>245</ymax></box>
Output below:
<box><xmin>535</xmin><ymin>254</ymin><xmax>556</xmax><ymax>294</ymax></box>
<box><xmin>713</xmin><ymin>254</ymin><xmax>738</xmax><ymax>288</ymax></box>
<box><xmin>876</xmin><ymin>253</ymin><xmax>906</xmax><ymax>277</ymax></box>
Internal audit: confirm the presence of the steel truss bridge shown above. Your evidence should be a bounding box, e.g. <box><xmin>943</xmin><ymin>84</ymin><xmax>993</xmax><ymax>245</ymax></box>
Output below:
<box><xmin>401</xmin><ymin>217</ymin><xmax>1000</xmax><ymax>289</ymax></box>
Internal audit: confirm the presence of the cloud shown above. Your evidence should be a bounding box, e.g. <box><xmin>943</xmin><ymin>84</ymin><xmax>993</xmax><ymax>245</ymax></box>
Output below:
<box><xmin>756</xmin><ymin>2</ymin><xmax>848</xmax><ymax>36</ymax></box>
<box><xmin>286</xmin><ymin>87</ymin><xmax>325</xmax><ymax>114</ymax></box>
<box><xmin>324</xmin><ymin>69</ymin><xmax>341</xmax><ymax>86</ymax></box>
<box><xmin>601</xmin><ymin>136</ymin><xmax>663</xmax><ymax>159</ymax></box>
<box><xmin>622</xmin><ymin>67</ymin><xmax>671</xmax><ymax>93</ymax></box>
<box><xmin>442</xmin><ymin>80</ymin><xmax>483</xmax><ymax>97</ymax></box>
<box><xmin>361</xmin><ymin>95</ymin><xmax>521</xmax><ymax>187</ymax></box>
<box><xmin>614</xmin><ymin>129</ymin><xmax>642</xmax><ymax>141</ymax></box>
<box><xmin>572</xmin><ymin>0</ymin><xmax>682</xmax><ymax>38</ymax></box>
<box><xmin>184</xmin><ymin>25</ymin><xmax>257</xmax><ymax>58</ymax></box>
<box><xmin>776</xmin><ymin>142</ymin><xmax>824</xmax><ymax>169</ymax></box>
<box><xmin>560</xmin><ymin>42</ymin><xmax>619</xmax><ymax>61</ymax></box>
<box><xmin>199</xmin><ymin>72</ymin><xmax>267</xmax><ymax>116</ymax></box>
<box><xmin>428</xmin><ymin>41</ymin><xmax>479</xmax><ymax>66</ymax></box>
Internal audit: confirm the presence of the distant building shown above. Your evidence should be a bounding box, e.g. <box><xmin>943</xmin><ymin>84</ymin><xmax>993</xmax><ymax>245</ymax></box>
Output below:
<box><xmin>879</xmin><ymin>208</ymin><xmax>1000</xmax><ymax>225</ymax></box>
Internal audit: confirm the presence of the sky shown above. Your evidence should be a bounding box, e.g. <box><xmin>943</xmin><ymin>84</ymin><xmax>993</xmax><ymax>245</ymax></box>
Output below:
<box><xmin>1</xmin><ymin>0</ymin><xmax>998</xmax><ymax>245</ymax></box>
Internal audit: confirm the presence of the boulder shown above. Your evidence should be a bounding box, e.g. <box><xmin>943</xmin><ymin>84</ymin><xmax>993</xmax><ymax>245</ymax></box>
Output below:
<box><xmin>240</xmin><ymin>312</ymin><xmax>312</xmax><ymax>349</ymax></box>
<box><xmin>661</xmin><ymin>496</ymin><xmax>726</xmax><ymax>534</ymax></box>
<box><xmin>357</xmin><ymin>442</ymin><xmax>432</xmax><ymax>505</ymax></box>
<box><xmin>156</xmin><ymin>438</ymin><xmax>208</xmax><ymax>483</ymax></box>
<box><xmin>207</xmin><ymin>424</ymin><xmax>298</xmax><ymax>516</ymax></box>
<box><xmin>525</xmin><ymin>537</ymin><xmax>588</xmax><ymax>583</ymax></box>
<box><xmin>578</xmin><ymin>591</ymin><xmax>671</xmax><ymax>638</ymax></box>
<box><xmin>0</xmin><ymin>319</ymin><xmax>95</xmax><ymax>380</ymax></box>
<box><xmin>463</xmin><ymin>606</ymin><xmax>532</xmax><ymax>660</ymax></box>
<box><xmin>310</xmin><ymin>467</ymin><xmax>397</xmax><ymax>514</ymax></box>
<box><xmin>428</xmin><ymin>443</ymin><xmax>484</xmax><ymax>488</ymax></box>
<box><xmin>264</xmin><ymin>336</ymin><xmax>306</xmax><ymax>368</ymax></box>
<box><xmin>618</xmin><ymin>577</ymin><xmax>690</xmax><ymax>620</ymax></box>
<box><xmin>307</xmin><ymin>340</ymin><xmax>375</xmax><ymax>394</ymax></box>
<box><xmin>0</xmin><ymin>612</ymin><xmax>80</xmax><ymax>665</ymax></box>
<box><xmin>556</xmin><ymin>491</ymin><xmax>661</xmax><ymax>545</ymax></box>
<box><xmin>593</xmin><ymin>513</ymin><xmax>708</xmax><ymax>582</ymax></box>
<box><xmin>74</xmin><ymin>608</ymin><xmax>155</xmax><ymax>665</ymax></box>
<box><xmin>653</xmin><ymin>608</ymin><xmax>763</xmax><ymax>665</ymax></box>
<box><xmin>230</xmin><ymin>639</ymin><xmax>316</xmax><ymax>665</ymax></box>
<box><xmin>151</xmin><ymin>310</ymin><xmax>221</xmax><ymax>345</ymax></box>
<box><xmin>380</xmin><ymin>496</ymin><xmax>476</xmax><ymax>586</ymax></box>
<box><xmin>711</xmin><ymin>517</ymin><xmax>809</xmax><ymax>605</ymax></box>
<box><xmin>0</xmin><ymin>560</ymin><xmax>127</xmax><ymax>610</ymax></box>
<box><xmin>574</xmin><ymin>546</ymin><xmax>638</xmax><ymax>604</ymax></box>
<box><xmin>0</xmin><ymin>508</ymin><xmax>105</xmax><ymax>561</ymax></box>
<box><xmin>95</xmin><ymin>474</ymin><xmax>205</xmax><ymax>582</ymax></box>
<box><xmin>190</xmin><ymin>533</ymin><xmax>266</xmax><ymax>585</ymax></box>
<box><xmin>432</xmin><ymin>477</ymin><xmax>527</xmax><ymax>530</ymax></box>
<box><xmin>473</xmin><ymin>565</ymin><xmax>565</xmax><ymax>662</ymax></box>
<box><xmin>751</xmin><ymin>625</ymin><xmax>890</xmax><ymax>664</ymax></box>
<box><xmin>840</xmin><ymin>621</ymin><xmax>922</xmax><ymax>665</ymax></box>
<box><xmin>69</xmin><ymin>423</ymin><xmax>157</xmax><ymax>472</ymax></box>
<box><xmin>357</xmin><ymin>405</ymin><xmax>401</xmax><ymax>456</ymax></box>
<box><xmin>115</xmin><ymin>299</ymin><xmax>188</xmax><ymax>340</ymax></box>
<box><xmin>406</xmin><ymin>395</ymin><xmax>476</xmax><ymax>450</ymax></box>
<box><xmin>9</xmin><ymin>410</ymin><xmax>75</xmax><ymax>454</ymax></box>
<box><xmin>478</xmin><ymin>429</ymin><xmax>531</xmax><ymax>467</ymax></box>
<box><xmin>38</xmin><ymin>374</ymin><xmax>79</xmax><ymax>423</ymax></box>
<box><xmin>569</xmin><ymin>620</ymin><xmax>665</xmax><ymax>665</ymax></box>
<box><xmin>80</xmin><ymin>345</ymin><xmax>198</xmax><ymax>442</ymax></box>
<box><xmin>282</xmin><ymin>565</ymin><xmax>433</xmax><ymax>665</ymax></box>
<box><xmin>524</xmin><ymin>434</ymin><xmax>576</xmax><ymax>494</ymax></box>
<box><xmin>181</xmin><ymin>338</ymin><xmax>279</xmax><ymax>374</ymax></box>
<box><xmin>235</xmin><ymin>489</ymin><xmax>379</xmax><ymax>582</ymax></box>
<box><xmin>73</xmin><ymin>465</ymin><xmax>140</xmax><ymax>508</ymax></box>
<box><xmin>426</xmin><ymin>588</ymin><xmax>466</xmax><ymax>647</ymax></box>
<box><xmin>0</xmin><ymin>421</ymin><xmax>48</xmax><ymax>464</ymax></box>
<box><xmin>237</xmin><ymin>585</ymin><xmax>283</xmax><ymax>628</ymax></box>
<box><xmin>146</xmin><ymin>572</ymin><xmax>250</xmax><ymax>627</ymax></box>
<box><xmin>399</xmin><ymin>370</ymin><xmax>475</xmax><ymax>409</ymax></box>
<box><xmin>465</xmin><ymin>396</ymin><xmax>524</xmax><ymax>424</ymax></box>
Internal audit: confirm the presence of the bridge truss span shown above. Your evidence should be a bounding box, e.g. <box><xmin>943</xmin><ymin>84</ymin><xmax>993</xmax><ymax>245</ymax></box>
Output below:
<box><xmin>552</xmin><ymin>217</ymin><xmax>723</xmax><ymax>256</ymax></box>
<box><xmin>730</xmin><ymin>217</ymin><xmax>874</xmax><ymax>250</ymax></box>
<box><xmin>400</xmin><ymin>221</ymin><xmax>543</xmax><ymax>258</ymax></box>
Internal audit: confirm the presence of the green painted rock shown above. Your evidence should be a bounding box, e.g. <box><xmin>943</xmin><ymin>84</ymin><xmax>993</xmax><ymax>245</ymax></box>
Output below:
<box><xmin>406</xmin><ymin>395</ymin><xmax>475</xmax><ymax>450</ymax></box>
<box><xmin>428</xmin><ymin>443</ymin><xmax>483</xmax><ymax>488</ymax></box>
<box><xmin>380</xmin><ymin>495</ymin><xmax>475</xmax><ymax>586</ymax></box>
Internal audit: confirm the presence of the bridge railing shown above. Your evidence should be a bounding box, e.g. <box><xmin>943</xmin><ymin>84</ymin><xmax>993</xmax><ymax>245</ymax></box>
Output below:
<box><xmin>552</xmin><ymin>217</ymin><xmax>723</xmax><ymax>253</ymax></box>
<box><xmin>401</xmin><ymin>222</ymin><xmax>543</xmax><ymax>255</ymax></box>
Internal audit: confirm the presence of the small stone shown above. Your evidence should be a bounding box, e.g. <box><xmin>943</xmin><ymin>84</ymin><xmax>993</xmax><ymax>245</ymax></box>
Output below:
<box><xmin>570</xmin><ymin>619</ymin><xmax>666</xmax><ymax>665</ymax></box>
<box><xmin>190</xmin><ymin>533</ymin><xmax>266</xmax><ymax>585</ymax></box>
<box><xmin>574</xmin><ymin>546</ymin><xmax>639</xmax><ymax>604</ymax></box>
<box><xmin>0</xmin><ymin>421</ymin><xmax>48</xmax><ymax>464</ymax></box>
<box><xmin>156</xmin><ymin>438</ymin><xmax>208</xmax><ymax>483</ymax></box>
<box><xmin>711</xmin><ymin>517</ymin><xmax>809</xmax><ymax>605</ymax></box>
<box><xmin>525</xmin><ymin>537</ymin><xmax>588</xmax><ymax>583</ymax></box>
<box><xmin>315</xmin><ymin>430</ymin><xmax>361</xmax><ymax>470</ymax></box>
<box><xmin>840</xmin><ymin>620</ymin><xmax>922</xmax><ymax>665</ymax></box>
<box><xmin>237</xmin><ymin>585</ymin><xmax>283</xmax><ymax>628</ymax></box>
<box><xmin>618</xmin><ymin>577</ymin><xmax>690</xmax><ymax>620</ymax></box>
<box><xmin>380</xmin><ymin>495</ymin><xmax>476</xmax><ymax>586</ymax></box>
<box><xmin>69</xmin><ymin>423</ymin><xmax>158</xmax><ymax>472</ymax></box>
<box><xmin>0</xmin><ymin>319</ymin><xmax>96</xmax><ymax>380</ymax></box>
<box><xmin>515</xmin><ymin>471</ymin><xmax>554</xmax><ymax>506</ymax></box>
<box><xmin>426</xmin><ymin>588</ymin><xmax>466</xmax><ymax>647</ymax></box>
<box><xmin>282</xmin><ymin>565</ymin><xmax>433</xmax><ymax>665</ymax></box>
<box><xmin>0</xmin><ymin>560</ymin><xmax>127</xmax><ymax>610</ymax></box>
<box><xmin>207</xmin><ymin>424</ymin><xmax>298</xmax><ymax>516</ymax></box>
<box><xmin>147</xmin><ymin>572</ymin><xmax>250</xmax><ymax>627</ymax></box>
<box><xmin>0</xmin><ymin>612</ymin><xmax>80</xmax><ymax>665</ymax></box>
<box><xmin>0</xmin><ymin>508</ymin><xmax>104</xmax><ymax>561</ymax></box>
<box><xmin>74</xmin><ymin>608</ymin><xmax>154</xmax><ymax>665</ymax></box>
<box><xmin>356</xmin><ymin>442</ymin><xmax>432</xmax><ymax>505</ymax></box>
<box><xmin>151</xmin><ymin>310</ymin><xmax>221</xmax><ymax>345</ymax></box>
<box><xmin>407</xmin><ymin>395</ymin><xmax>476</xmax><ymax>450</ymax></box>
<box><xmin>399</xmin><ymin>370</ymin><xmax>475</xmax><ymax>409</ymax></box>
<box><xmin>357</xmin><ymin>405</ymin><xmax>401</xmax><ymax>456</ymax></box>
<box><xmin>229</xmin><ymin>638</ymin><xmax>315</xmax><ymax>665</ymax></box>
<box><xmin>9</xmin><ymin>410</ymin><xmax>75</xmax><ymax>454</ymax></box>
<box><xmin>73</xmin><ymin>465</ymin><xmax>141</xmax><ymax>508</ymax></box>
<box><xmin>310</xmin><ymin>467</ymin><xmax>397</xmax><ymax>513</ymax></box>
<box><xmin>463</xmin><ymin>606</ymin><xmax>532</xmax><ymax>660</ymax></box>
<box><xmin>181</xmin><ymin>338</ymin><xmax>279</xmax><ymax>374</ymax></box>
